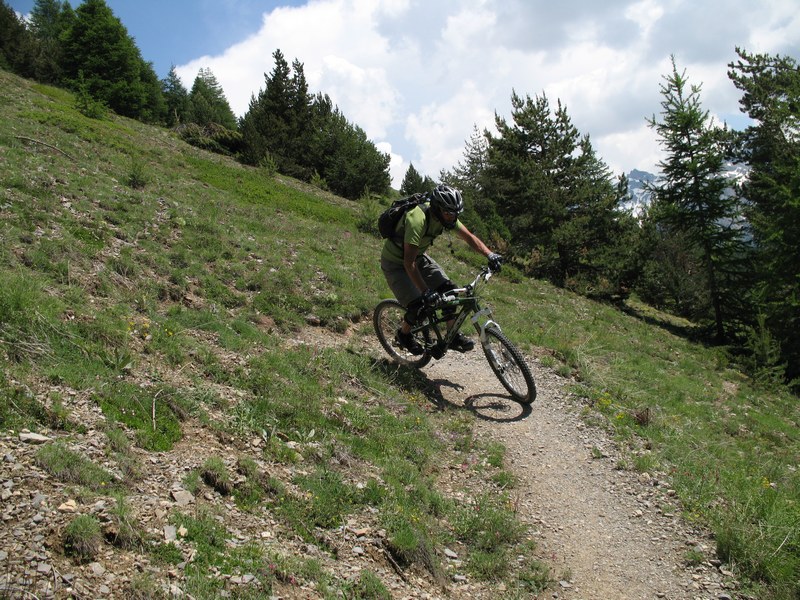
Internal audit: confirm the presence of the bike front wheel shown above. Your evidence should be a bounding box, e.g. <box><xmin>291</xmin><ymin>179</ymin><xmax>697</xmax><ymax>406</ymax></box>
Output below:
<box><xmin>481</xmin><ymin>327</ymin><xmax>536</xmax><ymax>404</ymax></box>
<box><xmin>373</xmin><ymin>299</ymin><xmax>432</xmax><ymax>368</ymax></box>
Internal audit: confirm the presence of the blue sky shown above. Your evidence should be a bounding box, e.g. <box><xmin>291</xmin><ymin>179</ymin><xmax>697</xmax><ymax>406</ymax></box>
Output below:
<box><xmin>8</xmin><ymin>1</ymin><xmax>297</xmax><ymax>77</ymax></box>
<box><xmin>9</xmin><ymin>1</ymin><xmax>799</xmax><ymax>188</ymax></box>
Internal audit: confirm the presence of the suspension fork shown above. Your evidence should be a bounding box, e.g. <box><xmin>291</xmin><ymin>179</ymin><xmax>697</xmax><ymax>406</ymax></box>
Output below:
<box><xmin>471</xmin><ymin>306</ymin><xmax>501</xmax><ymax>345</ymax></box>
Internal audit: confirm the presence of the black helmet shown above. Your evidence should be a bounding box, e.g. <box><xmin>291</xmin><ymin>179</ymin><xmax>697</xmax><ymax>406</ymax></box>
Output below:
<box><xmin>429</xmin><ymin>185</ymin><xmax>464</xmax><ymax>228</ymax></box>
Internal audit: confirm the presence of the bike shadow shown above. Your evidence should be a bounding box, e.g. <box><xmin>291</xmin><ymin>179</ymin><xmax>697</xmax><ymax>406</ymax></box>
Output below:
<box><xmin>373</xmin><ymin>358</ymin><xmax>532</xmax><ymax>423</ymax></box>
<box><xmin>433</xmin><ymin>382</ymin><xmax>533</xmax><ymax>423</ymax></box>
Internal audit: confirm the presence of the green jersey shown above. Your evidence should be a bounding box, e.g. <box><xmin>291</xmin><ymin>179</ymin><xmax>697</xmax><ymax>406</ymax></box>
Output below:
<box><xmin>380</xmin><ymin>205</ymin><xmax>462</xmax><ymax>264</ymax></box>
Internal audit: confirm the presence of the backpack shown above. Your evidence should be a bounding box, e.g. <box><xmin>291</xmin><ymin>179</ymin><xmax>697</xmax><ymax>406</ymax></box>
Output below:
<box><xmin>377</xmin><ymin>193</ymin><xmax>429</xmax><ymax>241</ymax></box>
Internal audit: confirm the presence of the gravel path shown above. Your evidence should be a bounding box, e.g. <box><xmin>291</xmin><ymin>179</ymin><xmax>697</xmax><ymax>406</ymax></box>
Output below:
<box><xmin>421</xmin><ymin>346</ymin><xmax>735</xmax><ymax>600</ymax></box>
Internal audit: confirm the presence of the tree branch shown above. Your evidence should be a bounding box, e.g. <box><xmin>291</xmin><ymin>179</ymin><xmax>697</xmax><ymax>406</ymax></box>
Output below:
<box><xmin>14</xmin><ymin>136</ymin><xmax>74</xmax><ymax>161</ymax></box>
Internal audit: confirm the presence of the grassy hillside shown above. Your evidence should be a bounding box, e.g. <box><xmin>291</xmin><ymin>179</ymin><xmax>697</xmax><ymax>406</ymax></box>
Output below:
<box><xmin>1</xmin><ymin>69</ymin><xmax>798</xmax><ymax>599</ymax></box>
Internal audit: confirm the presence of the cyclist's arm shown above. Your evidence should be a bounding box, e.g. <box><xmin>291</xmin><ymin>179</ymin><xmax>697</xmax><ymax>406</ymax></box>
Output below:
<box><xmin>403</xmin><ymin>243</ymin><xmax>429</xmax><ymax>292</ymax></box>
<box><xmin>456</xmin><ymin>223</ymin><xmax>492</xmax><ymax>257</ymax></box>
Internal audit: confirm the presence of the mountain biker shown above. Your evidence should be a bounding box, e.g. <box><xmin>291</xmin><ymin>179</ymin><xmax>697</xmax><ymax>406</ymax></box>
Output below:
<box><xmin>380</xmin><ymin>184</ymin><xmax>503</xmax><ymax>355</ymax></box>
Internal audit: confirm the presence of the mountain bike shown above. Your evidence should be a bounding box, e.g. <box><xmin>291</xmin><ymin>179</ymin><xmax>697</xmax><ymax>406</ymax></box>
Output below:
<box><xmin>373</xmin><ymin>266</ymin><xmax>536</xmax><ymax>404</ymax></box>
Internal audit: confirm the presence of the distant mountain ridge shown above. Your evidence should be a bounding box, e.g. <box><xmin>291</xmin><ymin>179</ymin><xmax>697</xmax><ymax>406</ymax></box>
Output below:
<box><xmin>624</xmin><ymin>169</ymin><xmax>659</xmax><ymax>217</ymax></box>
<box><xmin>622</xmin><ymin>163</ymin><xmax>749</xmax><ymax>217</ymax></box>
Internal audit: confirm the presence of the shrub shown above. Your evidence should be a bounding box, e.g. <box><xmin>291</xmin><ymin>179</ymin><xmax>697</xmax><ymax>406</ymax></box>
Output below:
<box><xmin>128</xmin><ymin>573</ymin><xmax>167</xmax><ymax>600</ymax></box>
<box><xmin>63</xmin><ymin>514</ymin><xmax>102</xmax><ymax>562</ymax></box>
<box><xmin>126</xmin><ymin>155</ymin><xmax>149</xmax><ymax>189</ymax></box>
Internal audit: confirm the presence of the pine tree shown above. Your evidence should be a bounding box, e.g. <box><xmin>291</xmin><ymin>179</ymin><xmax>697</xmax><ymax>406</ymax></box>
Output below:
<box><xmin>482</xmin><ymin>90</ymin><xmax>635</xmax><ymax>296</ymax></box>
<box><xmin>399</xmin><ymin>164</ymin><xmax>425</xmax><ymax>195</ymax></box>
<box><xmin>60</xmin><ymin>0</ymin><xmax>163</xmax><ymax>121</ymax></box>
<box><xmin>484</xmin><ymin>92</ymin><xmax>580</xmax><ymax>252</ymax></box>
<box><xmin>0</xmin><ymin>1</ymin><xmax>35</xmax><ymax>77</ymax></box>
<box><xmin>728</xmin><ymin>48</ymin><xmax>800</xmax><ymax>379</ymax></box>
<box><xmin>240</xmin><ymin>50</ymin><xmax>294</xmax><ymax>169</ymax></box>
<box><xmin>186</xmin><ymin>67</ymin><xmax>237</xmax><ymax>129</ymax></box>
<box><xmin>319</xmin><ymin>110</ymin><xmax>391</xmax><ymax>199</ymax></box>
<box><xmin>240</xmin><ymin>50</ymin><xmax>390</xmax><ymax>197</ymax></box>
<box><xmin>440</xmin><ymin>126</ymin><xmax>509</xmax><ymax>244</ymax></box>
<box><xmin>285</xmin><ymin>58</ymin><xmax>314</xmax><ymax>175</ymax></box>
<box><xmin>161</xmin><ymin>66</ymin><xmax>189</xmax><ymax>127</ymax></box>
<box><xmin>28</xmin><ymin>0</ymin><xmax>71</xmax><ymax>83</ymax></box>
<box><xmin>138</xmin><ymin>60</ymin><xmax>166</xmax><ymax>124</ymax></box>
<box><xmin>647</xmin><ymin>57</ymin><xmax>748</xmax><ymax>341</ymax></box>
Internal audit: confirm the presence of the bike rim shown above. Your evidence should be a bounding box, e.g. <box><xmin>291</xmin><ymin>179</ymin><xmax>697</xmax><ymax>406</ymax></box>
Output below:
<box><xmin>375</xmin><ymin>300</ymin><xmax>431</xmax><ymax>368</ymax></box>
<box><xmin>485</xmin><ymin>336</ymin><xmax>530</xmax><ymax>399</ymax></box>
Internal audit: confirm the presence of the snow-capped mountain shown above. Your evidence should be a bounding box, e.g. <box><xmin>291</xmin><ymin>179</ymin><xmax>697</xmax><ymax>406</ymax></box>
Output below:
<box><xmin>622</xmin><ymin>169</ymin><xmax>658</xmax><ymax>218</ymax></box>
<box><xmin>623</xmin><ymin>169</ymin><xmax>658</xmax><ymax>216</ymax></box>
<box><xmin>622</xmin><ymin>163</ymin><xmax>749</xmax><ymax>218</ymax></box>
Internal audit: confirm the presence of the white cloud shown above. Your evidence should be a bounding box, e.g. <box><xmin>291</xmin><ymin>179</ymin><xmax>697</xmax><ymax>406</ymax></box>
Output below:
<box><xmin>406</xmin><ymin>80</ymin><xmax>496</xmax><ymax>179</ymax></box>
<box><xmin>597</xmin><ymin>123</ymin><xmax>665</xmax><ymax>179</ymax></box>
<box><xmin>624</xmin><ymin>0</ymin><xmax>665</xmax><ymax>35</ymax></box>
<box><xmin>174</xmin><ymin>0</ymin><xmax>799</xmax><ymax>188</ymax></box>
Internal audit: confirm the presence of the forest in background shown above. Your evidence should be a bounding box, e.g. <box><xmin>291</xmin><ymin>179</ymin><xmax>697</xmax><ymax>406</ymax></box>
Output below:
<box><xmin>1</xmin><ymin>0</ymin><xmax>798</xmax><ymax>389</ymax></box>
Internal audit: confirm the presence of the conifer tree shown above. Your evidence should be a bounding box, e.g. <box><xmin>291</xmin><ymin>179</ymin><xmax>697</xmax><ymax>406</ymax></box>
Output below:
<box><xmin>440</xmin><ymin>126</ymin><xmax>509</xmax><ymax>244</ymax></box>
<box><xmin>399</xmin><ymin>164</ymin><xmax>426</xmax><ymax>195</ymax></box>
<box><xmin>647</xmin><ymin>57</ymin><xmax>747</xmax><ymax>341</ymax></box>
<box><xmin>728</xmin><ymin>48</ymin><xmax>800</xmax><ymax>378</ymax></box>
<box><xmin>240</xmin><ymin>50</ymin><xmax>294</xmax><ymax>169</ymax></box>
<box><xmin>0</xmin><ymin>1</ymin><xmax>35</xmax><ymax>76</ymax></box>
<box><xmin>448</xmin><ymin>125</ymin><xmax>489</xmax><ymax>192</ymax></box>
<box><xmin>482</xmin><ymin>90</ymin><xmax>636</xmax><ymax>296</ymax></box>
<box><xmin>186</xmin><ymin>67</ymin><xmax>236</xmax><ymax>129</ymax></box>
<box><xmin>286</xmin><ymin>58</ymin><xmax>314</xmax><ymax>174</ymax></box>
<box><xmin>161</xmin><ymin>66</ymin><xmax>189</xmax><ymax>127</ymax></box>
<box><xmin>484</xmin><ymin>92</ymin><xmax>581</xmax><ymax>252</ymax></box>
<box><xmin>60</xmin><ymin>0</ymin><xmax>163</xmax><ymax>121</ymax></box>
<box><xmin>28</xmin><ymin>0</ymin><xmax>71</xmax><ymax>83</ymax></box>
<box><xmin>240</xmin><ymin>49</ymin><xmax>390</xmax><ymax>197</ymax></box>
<box><xmin>318</xmin><ymin>108</ymin><xmax>391</xmax><ymax>199</ymax></box>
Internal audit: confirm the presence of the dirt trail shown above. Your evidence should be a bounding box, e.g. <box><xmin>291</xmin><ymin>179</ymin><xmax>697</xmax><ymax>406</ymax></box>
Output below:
<box><xmin>420</xmin><ymin>347</ymin><xmax>734</xmax><ymax>600</ymax></box>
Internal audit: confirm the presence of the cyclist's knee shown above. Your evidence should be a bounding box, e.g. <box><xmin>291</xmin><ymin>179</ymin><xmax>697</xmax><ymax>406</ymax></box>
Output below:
<box><xmin>435</xmin><ymin>281</ymin><xmax>456</xmax><ymax>295</ymax></box>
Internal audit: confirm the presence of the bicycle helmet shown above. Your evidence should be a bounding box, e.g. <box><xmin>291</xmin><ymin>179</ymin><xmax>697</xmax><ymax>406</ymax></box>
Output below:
<box><xmin>429</xmin><ymin>185</ymin><xmax>464</xmax><ymax>229</ymax></box>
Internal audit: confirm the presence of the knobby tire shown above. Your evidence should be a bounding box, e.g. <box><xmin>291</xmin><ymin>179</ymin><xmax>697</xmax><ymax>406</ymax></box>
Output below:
<box><xmin>373</xmin><ymin>299</ymin><xmax>432</xmax><ymax>368</ymax></box>
<box><xmin>481</xmin><ymin>327</ymin><xmax>536</xmax><ymax>404</ymax></box>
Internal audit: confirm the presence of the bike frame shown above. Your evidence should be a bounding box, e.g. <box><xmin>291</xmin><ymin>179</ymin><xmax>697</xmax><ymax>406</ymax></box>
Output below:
<box><xmin>411</xmin><ymin>268</ymin><xmax>502</xmax><ymax>357</ymax></box>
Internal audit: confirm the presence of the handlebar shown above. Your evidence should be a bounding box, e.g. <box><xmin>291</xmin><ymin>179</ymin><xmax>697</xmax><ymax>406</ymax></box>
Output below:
<box><xmin>440</xmin><ymin>267</ymin><xmax>494</xmax><ymax>304</ymax></box>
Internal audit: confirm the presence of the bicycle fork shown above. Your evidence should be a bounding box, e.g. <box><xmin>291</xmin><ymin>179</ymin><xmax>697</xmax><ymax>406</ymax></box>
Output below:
<box><xmin>471</xmin><ymin>307</ymin><xmax>500</xmax><ymax>344</ymax></box>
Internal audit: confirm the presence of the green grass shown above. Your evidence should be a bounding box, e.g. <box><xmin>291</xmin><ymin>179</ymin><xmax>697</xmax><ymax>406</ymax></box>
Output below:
<box><xmin>93</xmin><ymin>381</ymin><xmax>183</xmax><ymax>451</ymax></box>
<box><xmin>200</xmin><ymin>456</ymin><xmax>233</xmax><ymax>495</ymax></box>
<box><xmin>63</xmin><ymin>514</ymin><xmax>103</xmax><ymax>563</ymax></box>
<box><xmin>35</xmin><ymin>442</ymin><xmax>117</xmax><ymax>491</ymax></box>
<box><xmin>1</xmin><ymin>68</ymin><xmax>798</xmax><ymax>598</ymax></box>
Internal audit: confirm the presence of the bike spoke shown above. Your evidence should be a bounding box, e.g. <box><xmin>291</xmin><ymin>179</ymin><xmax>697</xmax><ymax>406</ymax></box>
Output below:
<box><xmin>482</xmin><ymin>328</ymin><xmax>536</xmax><ymax>403</ymax></box>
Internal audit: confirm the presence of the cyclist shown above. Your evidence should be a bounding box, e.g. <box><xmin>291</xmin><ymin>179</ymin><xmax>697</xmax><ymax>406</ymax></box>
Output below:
<box><xmin>380</xmin><ymin>184</ymin><xmax>503</xmax><ymax>355</ymax></box>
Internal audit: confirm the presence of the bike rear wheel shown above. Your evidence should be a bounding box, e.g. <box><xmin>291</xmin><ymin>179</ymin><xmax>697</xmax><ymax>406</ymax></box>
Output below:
<box><xmin>481</xmin><ymin>327</ymin><xmax>536</xmax><ymax>404</ymax></box>
<box><xmin>374</xmin><ymin>299</ymin><xmax>432</xmax><ymax>368</ymax></box>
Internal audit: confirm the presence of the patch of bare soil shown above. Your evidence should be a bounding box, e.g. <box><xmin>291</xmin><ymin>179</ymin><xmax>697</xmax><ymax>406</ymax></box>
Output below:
<box><xmin>421</xmin><ymin>344</ymin><xmax>738</xmax><ymax>600</ymax></box>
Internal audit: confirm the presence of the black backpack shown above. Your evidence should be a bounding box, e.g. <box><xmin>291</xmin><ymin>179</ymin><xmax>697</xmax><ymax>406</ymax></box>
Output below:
<box><xmin>377</xmin><ymin>193</ymin><xmax>429</xmax><ymax>241</ymax></box>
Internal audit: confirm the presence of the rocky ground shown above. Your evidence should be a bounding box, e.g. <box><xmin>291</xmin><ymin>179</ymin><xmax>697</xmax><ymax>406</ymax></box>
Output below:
<box><xmin>424</xmin><ymin>348</ymin><xmax>739</xmax><ymax>600</ymax></box>
<box><xmin>0</xmin><ymin>327</ymin><xmax>741</xmax><ymax>599</ymax></box>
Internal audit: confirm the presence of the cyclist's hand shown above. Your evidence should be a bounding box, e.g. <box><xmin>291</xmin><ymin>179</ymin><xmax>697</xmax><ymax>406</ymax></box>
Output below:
<box><xmin>487</xmin><ymin>252</ymin><xmax>503</xmax><ymax>272</ymax></box>
<box><xmin>422</xmin><ymin>288</ymin><xmax>441</xmax><ymax>309</ymax></box>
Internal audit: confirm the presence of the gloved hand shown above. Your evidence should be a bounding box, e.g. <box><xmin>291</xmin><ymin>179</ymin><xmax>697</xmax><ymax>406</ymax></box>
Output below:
<box><xmin>487</xmin><ymin>252</ymin><xmax>503</xmax><ymax>272</ymax></box>
<box><xmin>421</xmin><ymin>288</ymin><xmax>441</xmax><ymax>309</ymax></box>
